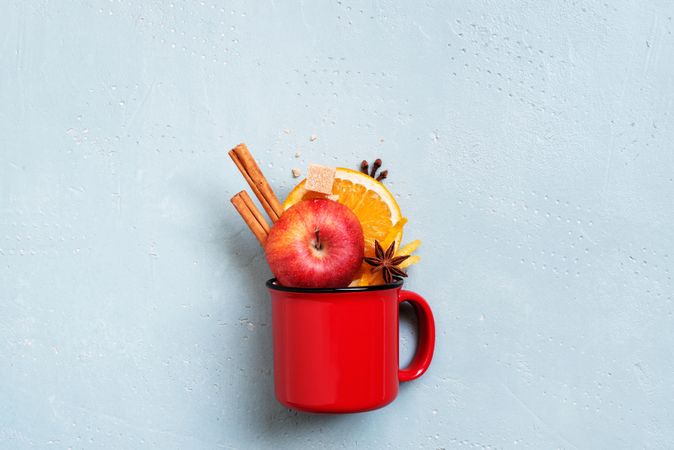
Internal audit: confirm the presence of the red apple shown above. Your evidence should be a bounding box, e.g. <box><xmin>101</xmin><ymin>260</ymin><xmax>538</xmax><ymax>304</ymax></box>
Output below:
<box><xmin>265</xmin><ymin>199</ymin><xmax>364</xmax><ymax>288</ymax></box>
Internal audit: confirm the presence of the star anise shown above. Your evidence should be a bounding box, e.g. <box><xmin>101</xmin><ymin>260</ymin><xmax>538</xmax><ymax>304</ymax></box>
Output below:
<box><xmin>363</xmin><ymin>240</ymin><xmax>410</xmax><ymax>284</ymax></box>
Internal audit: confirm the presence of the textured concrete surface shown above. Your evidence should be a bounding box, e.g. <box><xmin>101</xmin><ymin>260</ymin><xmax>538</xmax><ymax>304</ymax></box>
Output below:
<box><xmin>2</xmin><ymin>1</ymin><xmax>674</xmax><ymax>449</ymax></box>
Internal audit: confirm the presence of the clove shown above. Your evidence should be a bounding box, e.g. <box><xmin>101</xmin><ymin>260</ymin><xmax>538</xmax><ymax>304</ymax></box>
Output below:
<box><xmin>370</xmin><ymin>158</ymin><xmax>382</xmax><ymax>178</ymax></box>
<box><xmin>360</xmin><ymin>160</ymin><xmax>369</xmax><ymax>174</ymax></box>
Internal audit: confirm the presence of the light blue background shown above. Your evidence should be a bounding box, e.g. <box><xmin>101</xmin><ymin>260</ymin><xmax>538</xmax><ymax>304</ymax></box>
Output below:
<box><xmin>2</xmin><ymin>1</ymin><xmax>674</xmax><ymax>448</ymax></box>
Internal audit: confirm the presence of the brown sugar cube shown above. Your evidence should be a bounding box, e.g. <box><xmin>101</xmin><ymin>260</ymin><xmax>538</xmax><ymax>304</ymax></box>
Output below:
<box><xmin>291</xmin><ymin>168</ymin><xmax>301</xmax><ymax>178</ymax></box>
<box><xmin>305</xmin><ymin>164</ymin><xmax>336</xmax><ymax>194</ymax></box>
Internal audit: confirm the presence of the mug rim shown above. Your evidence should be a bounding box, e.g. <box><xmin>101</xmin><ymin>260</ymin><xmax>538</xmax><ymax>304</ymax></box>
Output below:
<box><xmin>266</xmin><ymin>277</ymin><xmax>403</xmax><ymax>293</ymax></box>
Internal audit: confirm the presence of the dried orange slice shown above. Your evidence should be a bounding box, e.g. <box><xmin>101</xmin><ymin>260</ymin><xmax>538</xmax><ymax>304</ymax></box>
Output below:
<box><xmin>283</xmin><ymin>168</ymin><xmax>402</xmax><ymax>257</ymax></box>
<box><xmin>352</xmin><ymin>238</ymin><xmax>421</xmax><ymax>286</ymax></box>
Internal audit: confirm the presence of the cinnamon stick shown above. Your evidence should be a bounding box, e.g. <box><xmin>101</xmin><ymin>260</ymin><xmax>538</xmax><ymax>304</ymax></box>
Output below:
<box><xmin>228</xmin><ymin>143</ymin><xmax>283</xmax><ymax>222</ymax></box>
<box><xmin>231</xmin><ymin>191</ymin><xmax>268</xmax><ymax>246</ymax></box>
<box><xmin>238</xmin><ymin>190</ymin><xmax>270</xmax><ymax>234</ymax></box>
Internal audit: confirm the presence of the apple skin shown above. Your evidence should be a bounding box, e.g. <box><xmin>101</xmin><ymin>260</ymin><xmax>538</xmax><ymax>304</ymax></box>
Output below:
<box><xmin>265</xmin><ymin>199</ymin><xmax>364</xmax><ymax>288</ymax></box>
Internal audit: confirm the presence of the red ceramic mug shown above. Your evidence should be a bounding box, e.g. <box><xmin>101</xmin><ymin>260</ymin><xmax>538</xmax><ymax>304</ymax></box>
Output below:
<box><xmin>267</xmin><ymin>278</ymin><xmax>435</xmax><ymax>413</ymax></box>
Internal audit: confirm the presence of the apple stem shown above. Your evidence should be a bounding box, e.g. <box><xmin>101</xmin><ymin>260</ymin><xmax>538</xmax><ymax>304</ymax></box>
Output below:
<box><xmin>314</xmin><ymin>227</ymin><xmax>322</xmax><ymax>250</ymax></box>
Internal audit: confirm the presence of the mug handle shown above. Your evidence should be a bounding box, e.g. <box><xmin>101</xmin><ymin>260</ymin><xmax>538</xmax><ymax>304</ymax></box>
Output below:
<box><xmin>398</xmin><ymin>290</ymin><xmax>436</xmax><ymax>382</ymax></box>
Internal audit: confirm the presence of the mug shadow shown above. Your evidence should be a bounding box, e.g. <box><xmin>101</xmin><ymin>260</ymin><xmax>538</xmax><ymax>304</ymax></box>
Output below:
<box><xmin>229</xmin><ymin>244</ymin><xmax>425</xmax><ymax>437</ymax></box>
